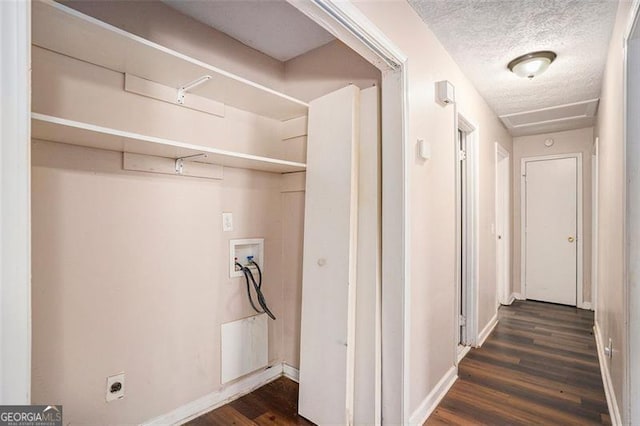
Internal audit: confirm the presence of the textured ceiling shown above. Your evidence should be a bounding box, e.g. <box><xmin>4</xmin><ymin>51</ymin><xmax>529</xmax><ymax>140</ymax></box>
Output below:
<box><xmin>161</xmin><ymin>0</ymin><xmax>335</xmax><ymax>62</ymax></box>
<box><xmin>408</xmin><ymin>0</ymin><xmax>618</xmax><ymax>117</ymax></box>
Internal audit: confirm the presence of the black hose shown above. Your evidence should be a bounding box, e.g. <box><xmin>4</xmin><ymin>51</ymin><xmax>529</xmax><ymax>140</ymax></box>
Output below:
<box><xmin>247</xmin><ymin>262</ymin><xmax>276</xmax><ymax>320</ymax></box>
<box><xmin>235</xmin><ymin>260</ymin><xmax>276</xmax><ymax>320</ymax></box>
<box><xmin>236</xmin><ymin>262</ymin><xmax>261</xmax><ymax>314</ymax></box>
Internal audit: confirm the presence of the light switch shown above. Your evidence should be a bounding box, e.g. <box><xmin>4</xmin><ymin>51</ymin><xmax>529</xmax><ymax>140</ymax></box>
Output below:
<box><xmin>222</xmin><ymin>212</ymin><xmax>233</xmax><ymax>232</ymax></box>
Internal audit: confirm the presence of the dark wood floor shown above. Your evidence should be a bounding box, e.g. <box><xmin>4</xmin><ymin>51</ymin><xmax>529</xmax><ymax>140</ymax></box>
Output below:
<box><xmin>188</xmin><ymin>301</ymin><xmax>608</xmax><ymax>426</ymax></box>
<box><xmin>427</xmin><ymin>300</ymin><xmax>610</xmax><ymax>425</ymax></box>
<box><xmin>186</xmin><ymin>377</ymin><xmax>313</xmax><ymax>426</ymax></box>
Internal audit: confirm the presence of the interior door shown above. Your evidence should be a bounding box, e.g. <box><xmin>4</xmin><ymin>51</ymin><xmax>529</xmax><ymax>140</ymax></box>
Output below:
<box><xmin>298</xmin><ymin>85</ymin><xmax>360</xmax><ymax>425</ymax></box>
<box><xmin>524</xmin><ymin>157</ymin><xmax>578</xmax><ymax>306</ymax></box>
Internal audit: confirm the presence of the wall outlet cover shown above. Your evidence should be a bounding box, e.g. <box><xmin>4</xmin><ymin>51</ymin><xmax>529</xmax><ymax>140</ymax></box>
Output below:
<box><xmin>222</xmin><ymin>212</ymin><xmax>233</xmax><ymax>232</ymax></box>
<box><xmin>106</xmin><ymin>373</ymin><xmax>125</xmax><ymax>402</ymax></box>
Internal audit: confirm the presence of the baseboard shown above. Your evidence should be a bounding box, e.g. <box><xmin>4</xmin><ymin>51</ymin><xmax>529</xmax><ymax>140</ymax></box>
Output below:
<box><xmin>408</xmin><ymin>366</ymin><xmax>457</xmax><ymax>425</ymax></box>
<box><xmin>506</xmin><ymin>293</ymin><xmax>516</xmax><ymax>305</ymax></box>
<box><xmin>512</xmin><ymin>292</ymin><xmax>525</xmax><ymax>300</ymax></box>
<box><xmin>594</xmin><ymin>322</ymin><xmax>622</xmax><ymax>425</ymax></box>
<box><xmin>142</xmin><ymin>363</ymin><xmax>284</xmax><ymax>426</ymax></box>
<box><xmin>282</xmin><ymin>363</ymin><xmax>299</xmax><ymax>383</ymax></box>
<box><xmin>581</xmin><ymin>301</ymin><xmax>593</xmax><ymax>310</ymax></box>
<box><xmin>476</xmin><ymin>313</ymin><xmax>498</xmax><ymax>347</ymax></box>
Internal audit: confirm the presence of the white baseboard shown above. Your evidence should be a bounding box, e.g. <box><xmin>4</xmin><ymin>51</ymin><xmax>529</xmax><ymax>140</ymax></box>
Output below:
<box><xmin>512</xmin><ymin>292</ymin><xmax>525</xmax><ymax>300</ymax></box>
<box><xmin>505</xmin><ymin>293</ymin><xmax>516</xmax><ymax>305</ymax></box>
<box><xmin>282</xmin><ymin>363</ymin><xmax>299</xmax><ymax>383</ymax></box>
<box><xmin>408</xmin><ymin>366</ymin><xmax>457</xmax><ymax>425</ymax></box>
<box><xmin>142</xmin><ymin>363</ymin><xmax>285</xmax><ymax>426</ymax></box>
<box><xmin>594</xmin><ymin>322</ymin><xmax>622</xmax><ymax>425</ymax></box>
<box><xmin>476</xmin><ymin>313</ymin><xmax>498</xmax><ymax>347</ymax></box>
<box><xmin>456</xmin><ymin>344</ymin><xmax>471</xmax><ymax>363</ymax></box>
<box><xmin>580</xmin><ymin>301</ymin><xmax>593</xmax><ymax>310</ymax></box>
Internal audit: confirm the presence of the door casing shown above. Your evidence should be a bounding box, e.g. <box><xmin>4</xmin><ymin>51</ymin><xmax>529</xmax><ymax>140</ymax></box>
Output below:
<box><xmin>454</xmin><ymin>112</ymin><xmax>479</xmax><ymax>351</ymax></box>
<box><xmin>495</xmin><ymin>143</ymin><xmax>510</xmax><ymax>306</ymax></box>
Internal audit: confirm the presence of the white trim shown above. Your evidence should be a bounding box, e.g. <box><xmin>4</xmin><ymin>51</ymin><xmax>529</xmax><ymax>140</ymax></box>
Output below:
<box><xmin>495</xmin><ymin>143</ymin><xmax>511</xmax><ymax>306</ymax></box>
<box><xmin>456</xmin><ymin>345</ymin><xmax>471</xmax><ymax>364</ymax></box>
<box><xmin>455</xmin><ymin>112</ymin><xmax>480</xmax><ymax>348</ymax></box>
<box><xmin>282</xmin><ymin>364</ymin><xmax>300</xmax><ymax>383</ymax></box>
<box><xmin>594</xmin><ymin>323</ymin><xmax>622</xmax><ymax>426</ymax></box>
<box><xmin>285</xmin><ymin>2</ymin><xmax>409</xmax><ymax>423</ymax></box>
<box><xmin>581</xmin><ymin>302</ymin><xmax>593</xmax><ymax>311</ymax></box>
<box><xmin>408</xmin><ymin>367</ymin><xmax>457</xmax><ymax>426</ymax></box>
<box><xmin>591</xmin><ymin>137</ymin><xmax>599</xmax><ymax>320</ymax></box>
<box><xmin>513</xmin><ymin>292</ymin><xmax>526</xmax><ymax>300</ymax></box>
<box><xmin>142</xmin><ymin>363</ymin><xmax>286</xmax><ymax>426</ymax></box>
<box><xmin>520</xmin><ymin>153</ymin><xmax>584</xmax><ymax>307</ymax></box>
<box><xmin>624</xmin><ymin>4</ymin><xmax>640</xmax><ymax>423</ymax></box>
<box><xmin>504</xmin><ymin>294</ymin><xmax>516</xmax><ymax>305</ymax></box>
<box><xmin>477</xmin><ymin>313</ymin><xmax>498</xmax><ymax>347</ymax></box>
<box><xmin>0</xmin><ymin>0</ymin><xmax>31</xmax><ymax>404</ymax></box>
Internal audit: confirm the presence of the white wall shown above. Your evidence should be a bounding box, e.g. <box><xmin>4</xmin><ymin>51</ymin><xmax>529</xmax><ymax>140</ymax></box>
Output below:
<box><xmin>595</xmin><ymin>0</ymin><xmax>636</xmax><ymax>422</ymax></box>
<box><xmin>513</xmin><ymin>127</ymin><xmax>594</xmax><ymax>306</ymax></box>
<box><xmin>352</xmin><ymin>1</ymin><xmax>513</xmax><ymax>416</ymax></box>
<box><xmin>31</xmin><ymin>141</ymin><xmax>287</xmax><ymax>424</ymax></box>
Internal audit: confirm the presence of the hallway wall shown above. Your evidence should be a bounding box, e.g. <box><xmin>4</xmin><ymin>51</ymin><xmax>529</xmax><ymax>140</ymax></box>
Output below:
<box><xmin>594</xmin><ymin>0</ymin><xmax>636</xmax><ymax>422</ymax></box>
<box><xmin>512</xmin><ymin>127</ymin><xmax>594</xmax><ymax>307</ymax></box>
<box><xmin>352</xmin><ymin>1</ymin><xmax>513</xmax><ymax>418</ymax></box>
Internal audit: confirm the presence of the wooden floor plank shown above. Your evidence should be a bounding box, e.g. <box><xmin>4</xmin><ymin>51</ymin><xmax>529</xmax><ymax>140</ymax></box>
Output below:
<box><xmin>426</xmin><ymin>300</ymin><xmax>610</xmax><ymax>425</ymax></box>
<box><xmin>186</xmin><ymin>377</ymin><xmax>314</xmax><ymax>426</ymax></box>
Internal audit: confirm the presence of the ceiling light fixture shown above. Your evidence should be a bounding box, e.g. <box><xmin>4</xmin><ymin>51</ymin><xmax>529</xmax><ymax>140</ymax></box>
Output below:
<box><xmin>508</xmin><ymin>51</ymin><xmax>557</xmax><ymax>79</ymax></box>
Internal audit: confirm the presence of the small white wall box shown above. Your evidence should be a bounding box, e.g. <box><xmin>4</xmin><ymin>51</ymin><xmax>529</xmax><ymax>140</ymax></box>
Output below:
<box><xmin>230</xmin><ymin>238</ymin><xmax>264</xmax><ymax>278</ymax></box>
<box><xmin>436</xmin><ymin>80</ymin><xmax>456</xmax><ymax>105</ymax></box>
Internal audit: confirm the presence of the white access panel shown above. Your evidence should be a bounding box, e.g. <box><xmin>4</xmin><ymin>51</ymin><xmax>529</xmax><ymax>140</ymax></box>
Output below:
<box><xmin>525</xmin><ymin>157</ymin><xmax>578</xmax><ymax>305</ymax></box>
<box><xmin>298</xmin><ymin>85</ymin><xmax>360</xmax><ymax>425</ymax></box>
<box><xmin>220</xmin><ymin>314</ymin><xmax>268</xmax><ymax>384</ymax></box>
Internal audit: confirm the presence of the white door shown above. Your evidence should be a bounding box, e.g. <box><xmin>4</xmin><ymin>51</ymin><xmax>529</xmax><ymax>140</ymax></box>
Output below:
<box><xmin>524</xmin><ymin>157</ymin><xmax>578</xmax><ymax>306</ymax></box>
<box><xmin>496</xmin><ymin>146</ymin><xmax>510</xmax><ymax>305</ymax></box>
<box><xmin>298</xmin><ymin>85</ymin><xmax>360</xmax><ymax>425</ymax></box>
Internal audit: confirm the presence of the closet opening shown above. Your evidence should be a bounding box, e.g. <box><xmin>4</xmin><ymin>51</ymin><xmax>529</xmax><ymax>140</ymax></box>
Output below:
<box><xmin>25</xmin><ymin>0</ymin><xmax>408</xmax><ymax>424</ymax></box>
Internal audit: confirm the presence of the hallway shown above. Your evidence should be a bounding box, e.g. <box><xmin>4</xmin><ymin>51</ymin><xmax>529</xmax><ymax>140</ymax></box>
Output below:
<box><xmin>427</xmin><ymin>301</ymin><xmax>609</xmax><ymax>425</ymax></box>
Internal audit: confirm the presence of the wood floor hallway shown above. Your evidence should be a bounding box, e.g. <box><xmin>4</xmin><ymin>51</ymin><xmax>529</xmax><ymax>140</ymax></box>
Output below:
<box><xmin>427</xmin><ymin>300</ymin><xmax>610</xmax><ymax>425</ymax></box>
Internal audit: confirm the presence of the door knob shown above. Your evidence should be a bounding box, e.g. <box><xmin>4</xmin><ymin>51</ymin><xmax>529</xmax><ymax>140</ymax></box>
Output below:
<box><xmin>568</xmin><ymin>236</ymin><xmax>575</xmax><ymax>243</ymax></box>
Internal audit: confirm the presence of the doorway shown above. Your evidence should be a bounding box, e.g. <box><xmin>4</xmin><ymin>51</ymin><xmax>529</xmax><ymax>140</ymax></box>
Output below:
<box><xmin>495</xmin><ymin>143</ymin><xmax>510</xmax><ymax>306</ymax></box>
<box><xmin>456</xmin><ymin>113</ymin><xmax>479</xmax><ymax>355</ymax></box>
<box><xmin>521</xmin><ymin>153</ymin><xmax>583</xmax><ymax>306</ymax></box>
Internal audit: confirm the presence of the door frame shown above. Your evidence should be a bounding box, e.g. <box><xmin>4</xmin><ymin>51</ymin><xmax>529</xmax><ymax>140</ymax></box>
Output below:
<box><xmin>454</xmin><ymin>112</ymin><xmax>479</xmax><ymax>349</ymax></box>
<box><xmin>623</xmin><ymin>2</ymin><xmax>640</xmax><ymax>422</ymax></box>
<box><xmin>286</xmin><ymin>1</ymin><xmax>410</xmax><ymax>423</ymax></box>
<box><xmin>0</xmin><ymin>0</ymin><xmax>32</xmax><ymax>404</ymax></box>
<box><xmin>495</xmin><ymin>143</ymin><xmax>510</xmax><ymax>306</ymax></box>
<box><xmin>592</xmin><ymin>137</ymin><xmax>599</xmax><ymax>318</ymax></box>
<box><xmin>520</xmin><ymin>153</ymin><xmax>584</xmax><ymax>307</ymax></box>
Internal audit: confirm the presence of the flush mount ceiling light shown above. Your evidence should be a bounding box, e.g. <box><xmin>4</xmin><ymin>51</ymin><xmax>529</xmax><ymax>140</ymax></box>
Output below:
<box><xmin>508</xmin><ymin>51</ymin><xmax>557</xmax><ymax>79</ymax></box>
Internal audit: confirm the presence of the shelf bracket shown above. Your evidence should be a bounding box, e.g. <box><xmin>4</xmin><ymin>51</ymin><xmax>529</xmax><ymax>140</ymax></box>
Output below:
<box><xmin>175</xmin><ymin>153</ymin><xmax>208</xmax><ymax>174</ymax></box>
<box><xmin>177</xmin><ymin>75</ymin><xmax>212</xmax><ymax>105</ymax></box>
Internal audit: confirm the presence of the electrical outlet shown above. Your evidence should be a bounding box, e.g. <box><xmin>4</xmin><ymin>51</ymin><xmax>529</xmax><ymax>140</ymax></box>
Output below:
<box><xmin>106</xmin><ymin>373</ymin><xmax>125</xmax><ymax>402</ymax></box>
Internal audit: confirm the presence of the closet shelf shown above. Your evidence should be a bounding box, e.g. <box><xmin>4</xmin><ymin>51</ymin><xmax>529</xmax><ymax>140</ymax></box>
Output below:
<box><xmin>32</xmin><ymin>113</ymin><xmax>307</xmax><ymax>174</ymax></box>
<box><xmin>32</xmin><ymin>0</ymin><xmax>309</xmax><ymax>121</ymax></box>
